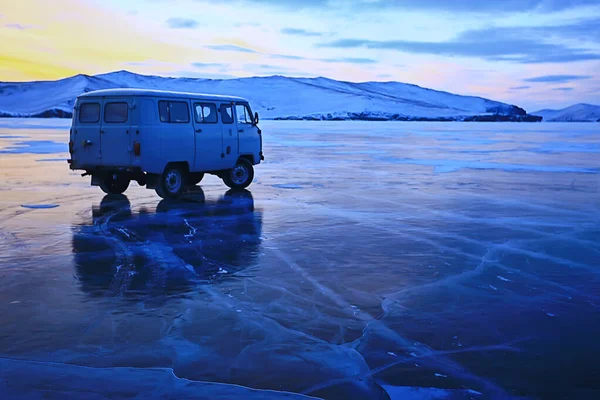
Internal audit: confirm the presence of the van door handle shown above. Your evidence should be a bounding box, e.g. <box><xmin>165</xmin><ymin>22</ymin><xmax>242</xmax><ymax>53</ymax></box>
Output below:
<box><xmin>195</xmin><ymin>128</ymin><xmax>202</xmax><ymax>133</ymax></box>
<box><xmin>238</xmin><ymin>129</ymin><xmax>244</xmax><ymax>133</ymax></box>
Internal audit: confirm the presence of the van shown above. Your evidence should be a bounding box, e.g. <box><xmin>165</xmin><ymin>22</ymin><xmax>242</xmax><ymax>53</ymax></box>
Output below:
<box><xmin>67</xmin><ymin>88</ymin><xmax>263</xmax><ymax>198</ymax></box>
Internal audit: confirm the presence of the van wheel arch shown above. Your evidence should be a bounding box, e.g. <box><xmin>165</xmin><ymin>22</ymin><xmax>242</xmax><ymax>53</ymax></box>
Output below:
<box><xmin>156</xmin><ymin>162</ymin><xmax>189</xmax><ymax>199</ymax></box>
<box><xmin>239</xmin><ymin>154</ymin><xmax>255</xmax><ymax>165</ymax></box>
<box><xmin>223</xmin><ymin>157</ymin><xmax>254</xmax><ymax>190</ymax></box>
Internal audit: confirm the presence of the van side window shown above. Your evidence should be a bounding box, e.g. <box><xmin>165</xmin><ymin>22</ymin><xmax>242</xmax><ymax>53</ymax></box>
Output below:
<box><xmin>79</xmin><ymin>103</ymin><xmax>100</xmax><ymax>123</ymax></box>
<box><xmin>194</xmin><ymin>103</ymin><xmax>218</xmax><ymax>124</ymax></box>
<box><xmin>104</xmin><ymin>102</ymin><xmax>128</xmax><ymax>123</ymax></box>
<box><xmin>158</xmin><ymin>100</ymin><xmax>190</xmax><ymax>123</ymax></box>
<box><xmin>220</xmin><ymin>104</ymin><xmax>233</xmax><ymax>124</ymax></box>
<box><xmin>235</xmin><ymin>103</ymin><xmax>253</xmax><ymax>124</ymax></box>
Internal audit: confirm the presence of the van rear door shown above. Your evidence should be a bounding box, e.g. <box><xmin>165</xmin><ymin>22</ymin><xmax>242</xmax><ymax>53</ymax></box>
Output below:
<box><xmin>100</xmin><ymin>97</ymin><xmax>132</xmax><ymax>167</ymax></box>
<box><xmin>72</xmin><ymin>99</ymin><xmax>102</xmax><ymax>168</ymax></box>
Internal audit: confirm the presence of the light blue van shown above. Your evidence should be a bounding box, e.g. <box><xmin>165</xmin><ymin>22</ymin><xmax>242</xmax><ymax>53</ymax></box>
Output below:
<box><xmin>68</xmin><ymin>88</ymin><xmax>263</xmax><ymax>198</ymax></box>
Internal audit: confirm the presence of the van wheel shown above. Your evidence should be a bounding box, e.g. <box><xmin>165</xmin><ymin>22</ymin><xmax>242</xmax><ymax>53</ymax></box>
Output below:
<box><xmin>156</xmin><ymin>165</ymin><xmax>187</xmax><ymax>199</ymax></box>
<box><xmin>99</xmin><ymin>174</ymin><xmax>130</xmax><ymax>195</ymax></box>
<box><xmin>223</xmin><ymin>158</ymin><xmax>254</xmax><ymax>189</ymax></box>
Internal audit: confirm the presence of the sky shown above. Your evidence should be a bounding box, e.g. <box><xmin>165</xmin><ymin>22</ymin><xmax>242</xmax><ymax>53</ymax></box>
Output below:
<box><xmin>0</xmin><ymin>0</ymin><xmax>599</xmax><ymax>111</ymax></box>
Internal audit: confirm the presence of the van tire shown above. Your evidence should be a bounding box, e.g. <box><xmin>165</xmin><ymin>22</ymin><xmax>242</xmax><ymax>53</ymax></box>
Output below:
<box><xmin>156</xmin><ymin>165</ymin><xmax>187</xmax><ymax>199</ymax></box>
<box><xmin>99</xmin><ymin>174</ymin><xmax>130</xmax><ymax>195</ymax></box>
<box><xmin>223</xmin><ymin>158</ymin><xmax>254</xmax><ymax>189</ymax></box>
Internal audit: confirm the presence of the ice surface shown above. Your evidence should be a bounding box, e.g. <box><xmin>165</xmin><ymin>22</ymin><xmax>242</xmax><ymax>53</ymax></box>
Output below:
<box><xmin>0</xmin><ymin>120</ymin><xmax>599</xmax><ymax>399</ymax></box>
<box><xmin>0</xmin><ymin>358</ymin><xmax>319</xmax><ymax>400</ymax></box>
<box><xmin>0</xmin><ymin>140</ymin><xmax>67</xmax><ymax>154</ymax></box>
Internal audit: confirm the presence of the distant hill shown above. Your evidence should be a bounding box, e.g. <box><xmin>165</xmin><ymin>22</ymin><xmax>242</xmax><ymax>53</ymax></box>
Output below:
<box><xmin>533</xmin><ymin>103</ymin><xmax>600</xmax><ymax>122</ymax></box>
<box><xmin>0</xmin><ymin>70</ymin><xmax>542</xmax><ymax>121</ymax></box>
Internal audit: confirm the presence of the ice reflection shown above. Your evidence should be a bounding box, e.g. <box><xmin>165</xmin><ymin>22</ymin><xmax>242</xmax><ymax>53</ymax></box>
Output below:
<box><xmin>71</xmin><ymin>189</ymin><xmax>263</xmax><ymax>299</ymax></box>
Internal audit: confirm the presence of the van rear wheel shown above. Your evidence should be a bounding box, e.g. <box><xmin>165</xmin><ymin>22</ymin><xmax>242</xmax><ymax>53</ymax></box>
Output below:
<box><xmin>223</xmin><ymin>158</ymin><xmax>254</xmax><ymax>189</ymax></box>
<box><xmin>156</xmin><ymin>165</ymin><xmax>187</xmax><ymax>199</ymax></box>
<box><xmin>99</xmin><ymin>174</ymin><xmax>130</xmax><ymax>195</ymax></box>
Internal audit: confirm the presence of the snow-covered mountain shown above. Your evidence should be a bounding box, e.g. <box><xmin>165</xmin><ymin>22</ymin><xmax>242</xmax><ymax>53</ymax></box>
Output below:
<box><xmin>0</xmin><ymin>70</ymin><xmax>541</xmax><ymax>121</ymax></box>
<box><xmin>533</xmin><ymin>103</ymin><xmax>600</xmax><ymax>122</ymax></box>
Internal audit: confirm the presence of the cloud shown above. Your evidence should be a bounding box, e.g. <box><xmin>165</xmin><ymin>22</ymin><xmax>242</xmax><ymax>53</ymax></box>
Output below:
<box><xmin>523</xmin><ymin>75</ymin><xmax>592</xmax><ymax>83</ymax></box>
<box><xmin>317</xmin><ymin>18</ymin><xmax>600</xmax><ymax>64</ymax></box>
<box><xmin>234</xmin><ymin>22</ymin><xmax>262</xmax><ymax>27</ymax></box>
<box><xmin>458</xmin><ymin>18</ymin><xmax>600</xmax><ymax>44</ymax></box>
<box><xmin>267</xmin><ymin>53</ymin><xmax>307</xmax><ymax>60</ymax></box>
<box><xmin>5</xmin><ymin>23</ymin><xmax>31</xmax><ymax>30</ymax></box>
<box><xmin>193</xmin><ymin>0</ymin><xmax>599</xmax><ymax>13</ymax></box>
<box><xmin>358</xmin><ymin>0</ymin><xmax>600</xmax><ymax>13</ymax></box>
<box><xmin>205</xmin><ymin>44</ymin><xmax>258</xmax><ymax>53</ymax></box>
<box><xmin>169</xmin><ymin>70</ymin><xmax>237</xmax><ymax>80</ymax></box>
<box><xmin>510</xmin><ymin>86</ymin><xmax>531</xmax><ymax>90</ymax></box>
<box><xmin>166</xmin><ymin>17</ymin><xmax>199</xmax><ymax>29</ymax></box>
<box><xmin>193</xmin><ymin>0</ymin><xmax>328</xmax><ymax>10</ymax></box>
<box><xmin>551</xmin><ymin>87</ymin><xmax>574</xmax><ymax>91</ymax></box>
<box><xmin>280</xmin><ymin>27</ymin><xmax>323</xmax><ymax>37</ymax></box>
<box><xmin>320</xmin><ymin>57</ymin><xmax>378</xmax><ymax>64</ymax></box>
<box><xmin>191</xmin><ymin>62</ymin><xmax>227</xmax><ymax>68</ymax></box>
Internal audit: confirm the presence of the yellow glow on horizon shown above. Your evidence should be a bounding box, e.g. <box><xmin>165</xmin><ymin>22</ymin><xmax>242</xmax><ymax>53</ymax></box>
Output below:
<box><xmin>0</xmin><ymin>0</ymin><xmax>197</xmax><ymax>81</ymax></box>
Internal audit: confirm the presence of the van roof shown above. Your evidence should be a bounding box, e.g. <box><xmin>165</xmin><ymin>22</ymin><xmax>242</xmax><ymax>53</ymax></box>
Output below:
<box><xmin>77</xmin><ymin>88</ymin><xmax>249</xmax><ymax>102</ymax></box>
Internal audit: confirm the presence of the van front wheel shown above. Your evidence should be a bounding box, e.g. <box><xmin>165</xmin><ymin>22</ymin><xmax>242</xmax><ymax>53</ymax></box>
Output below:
<box><xmin>223</xmin><ymin>158</ymin><xmax>254</xmax><ymax>189</ymax></box>
<box><xmin>156</xmin><ymin>165</ymin><xmax>187</xmax><ymax>199</ymax></box>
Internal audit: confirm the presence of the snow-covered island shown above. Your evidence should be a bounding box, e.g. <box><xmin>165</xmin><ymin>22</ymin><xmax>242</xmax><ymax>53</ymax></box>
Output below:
<box><xmin>532</xmin><ymin>104</ymin><xmax>600</xmax><ymax>122</ymax></box>
<box><xmin>0</xmin><ymin>70</ymin><xmax>545</xmax><ymax>122</ymax></box>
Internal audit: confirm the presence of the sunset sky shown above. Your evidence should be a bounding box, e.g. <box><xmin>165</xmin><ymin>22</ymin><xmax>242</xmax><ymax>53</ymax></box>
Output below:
<box><xmin>0</xmin><ymin>0</ymin><xmax>599</xmax><ymax>110</ymax></box>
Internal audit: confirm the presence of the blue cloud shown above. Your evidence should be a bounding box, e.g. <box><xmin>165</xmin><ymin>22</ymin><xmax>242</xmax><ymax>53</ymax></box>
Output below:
<box><xmin>281</xmin><ymin>27</ymin><xmax>323</xmax><ymax>37</ymax></box>
<box><xmin>194</xmin><ymin>0</ymin><xmax>598</xmax><ymax>13</ymax></box>
<box><xmin>321</xmin><ymin>57</ymin><xmax>378</xmax><ymax>64</ymax></box>
<box><xmin>191</xmin><ymin>62</ymin><xmax>226</xmax><ymax>68</ymax></box>
<box><xmin>205</xmin><ymin>45</ymin><xmax>258</xmax><ymax>53</ymax></box>
<box><xmin>317</xmin><ymin>17</ymin><xmax>600</xmax><ymax>64</ymax></box>
<box><xmin>510</xmin><ymin>86</ymin><xmax>531</xmax><ymax>90</ymax></box>
<box><xmin>359</xmin><ymin>0</ymin><xmax>600</xmax><ymax>12</ymax></box>
<box><xmin>552</xmin><ymin>87</ymin><xmax>574</xmax><ymax>91</ymax></box>
<box><xmin>524</xmin><ymin>75</ymin><xmax>592</xmax><ymax>83</ymax></box>
<box><xmin>166</xmin><ymin>18</ymin><xmax>199</xmax><ymax>29</ymax></box>
<box><xmin>268</xmin><ymin>53</ymin><xmax>306</xmax><ymax>60</ymax></box>
<box><xmin>5</xmin><ymin>23</ymin><xmax>31</xmax><ymax>30</ymax></box>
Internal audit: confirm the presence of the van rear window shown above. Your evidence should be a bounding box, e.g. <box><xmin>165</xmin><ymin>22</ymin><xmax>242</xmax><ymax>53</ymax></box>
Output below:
<box><xmin>79</xmin><ymin>103</ymin><xmax>100</xmax><ymax>123</ymax></box>
<box><xmin>104</xmin><ymin>102</ymin><xmax>128</xmax><ymax>123</ymax></box>
<box><xmin>158</xmin><ymin>101</ymin><xmax>190</xmax><ymax>123</ymax></box>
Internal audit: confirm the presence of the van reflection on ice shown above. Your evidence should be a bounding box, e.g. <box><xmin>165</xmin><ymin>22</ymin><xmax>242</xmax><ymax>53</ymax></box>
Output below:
<box><xmin>71</xmin><ymin>189</ymin><xmax>262</xmax><ymax>299</ymax></box>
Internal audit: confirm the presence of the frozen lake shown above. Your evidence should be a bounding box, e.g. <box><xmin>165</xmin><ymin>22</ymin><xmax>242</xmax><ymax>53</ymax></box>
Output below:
<box><xmin>0</xmin><ymin>119</ymin><xmax>599</xmax><ymax>399</ymax></box>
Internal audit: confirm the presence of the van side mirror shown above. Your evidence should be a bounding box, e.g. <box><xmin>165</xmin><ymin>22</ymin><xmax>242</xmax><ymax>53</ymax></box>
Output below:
<box><xmin>254</xmin><ymin>112</ymin><xmax>259</xmax><ymax>125</ymax></box>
